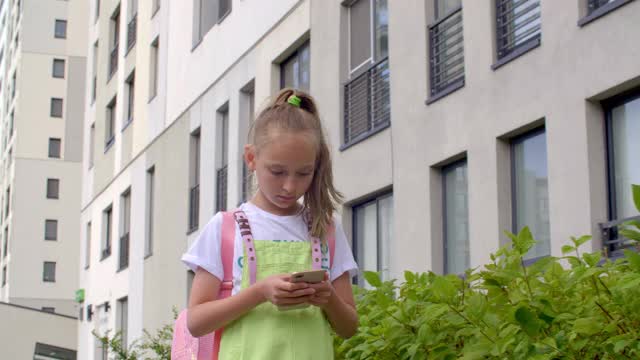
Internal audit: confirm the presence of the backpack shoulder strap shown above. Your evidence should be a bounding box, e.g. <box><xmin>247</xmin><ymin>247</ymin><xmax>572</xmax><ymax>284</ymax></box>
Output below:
<box><xmin>220</xmin><ymin>211</ymin><xmax>235</xmax><ymax>292</ymax></box>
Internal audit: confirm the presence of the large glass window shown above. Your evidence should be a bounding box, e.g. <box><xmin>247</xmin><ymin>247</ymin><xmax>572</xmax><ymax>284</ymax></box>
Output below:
<box><xmin>280</xmin><ymin>41</ymin><xmax>310</xmax><ymax>91</ymax></box>
<box><xmin>512</xmin><ymin>129</ymin><xmax>550</xmax><ymax>260</ymax></box>
<box><xmin>354</xmin><ymin>193</ymin><xmax>393</xmax><ymax>285</ymax></box>
<box><xmin>443</xmin><ymin>160</ymin><xmax>469</xmax><ymax>274</ymax></box>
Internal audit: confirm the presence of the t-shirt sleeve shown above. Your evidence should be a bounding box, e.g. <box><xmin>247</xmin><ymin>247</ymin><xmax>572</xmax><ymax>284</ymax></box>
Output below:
<box><xmin>181</xmin><ymin>212</ymin><xmax>224</xmax><ymax>281</ymax></box>
<box><xmin>330</xmin><ymin>216</ymin><xmax>359</xmax><ymax>282</ymax></box>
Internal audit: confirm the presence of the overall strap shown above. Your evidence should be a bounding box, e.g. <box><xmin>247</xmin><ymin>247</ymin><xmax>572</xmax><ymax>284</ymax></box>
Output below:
<box><xmin>305</xmin><ymin>213</ymin><xmax>336</xmax><ymax>271</ymax></box>
<box><xmin>233</xmin><ymin>210</ymin><xmax>257</xmax><ymax>285</ymax></box>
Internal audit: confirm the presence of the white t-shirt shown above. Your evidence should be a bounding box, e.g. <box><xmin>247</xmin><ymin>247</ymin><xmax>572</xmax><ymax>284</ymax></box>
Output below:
<box><xmin>182</xmin><ymin>202</ymin><xmax>358</xmax><ymax>295</ymax></box>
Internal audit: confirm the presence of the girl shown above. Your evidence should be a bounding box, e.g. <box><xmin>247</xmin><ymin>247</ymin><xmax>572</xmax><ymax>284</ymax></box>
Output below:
<box><xmin>182</xmin><ymin>88</ymin><xmax>359</xmax><ymax>359</ymax></box>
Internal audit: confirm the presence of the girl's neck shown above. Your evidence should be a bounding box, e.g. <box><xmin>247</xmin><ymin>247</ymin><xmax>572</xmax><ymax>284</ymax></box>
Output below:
<box><xmin>250</xmin><ymin>190</ymin><xmax>303</xmax><ymax>217</ymax></box>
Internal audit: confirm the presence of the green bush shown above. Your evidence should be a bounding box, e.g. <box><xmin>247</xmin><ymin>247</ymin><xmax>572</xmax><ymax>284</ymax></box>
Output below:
<box><xmin>335</xmin><ymin>185</ymin><xmax>640</xmax><ymax>360</ymax></box>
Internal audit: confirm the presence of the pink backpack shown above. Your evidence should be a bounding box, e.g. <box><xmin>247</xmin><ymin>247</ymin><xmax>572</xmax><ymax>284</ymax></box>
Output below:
<box><xmin>171</xmin><ymin>211</ymin><xmax>336</xmax><ymax>360</ymax></box>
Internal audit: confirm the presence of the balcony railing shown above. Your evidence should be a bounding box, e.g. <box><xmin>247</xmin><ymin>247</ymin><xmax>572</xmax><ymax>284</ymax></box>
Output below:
<box><xmin>109</xmin><ymin>46</ymin><xmax>119</xmax><ymax>78</ymax></box>
<box><xmin>216</xmin><ymin>165</ymin><xmax>228</xmax><ymax>212</ymax></box>
<box><xmin>188</xmin><ymin>184</ymin><xmax>199</xmax><ymax>231</ymax></box>
<box><xmin>127</xmin><ymin>14</ymin><xmax>137</xmax><ymax>51</ymax></box>
<box><xmin>118</xmin><ymin>232</ymin><xmax>129</xmax><ymax>270</ymax></box>
<box><xmin>495</xmin><ymin>0</ymin><xmax>541</xmax><ymax>59</ymax></box>
<box><xmin>600</xmin><ymin>215</ymin><xmax>640</xmax><ymax>258</ymax></box>
<box><xmin>343</xmin><ymin>57</ymin><xmax>390</xmax><ymax>147</ymax></box>
<box><xmin>428</xmin><ymin>7</ymin><xmax>464</xmax><ymax>99</ymax></box>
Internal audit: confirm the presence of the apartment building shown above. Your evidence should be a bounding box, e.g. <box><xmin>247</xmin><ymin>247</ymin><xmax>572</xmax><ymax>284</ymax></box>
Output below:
<box><xmin>0</xmin><ymin>0</ymin><xmax>87</xmax><ymax>318</ymax></box>
<box><xmin>76</xmin><ymin>0</ymin><xmax>639</xmax><ymax>358</ymax></box>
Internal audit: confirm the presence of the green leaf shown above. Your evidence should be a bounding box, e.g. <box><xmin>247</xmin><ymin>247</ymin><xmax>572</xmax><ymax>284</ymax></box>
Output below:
<box><xmin>432</xmin><ymin>276</ymin><xmax>457</xmax><ymax>302</ymax></box>
<box><xmin>515</xmin><ymin>306</ymin><xmax>542</xmax><ymax>337</ymax></box>
<box><xmin>582</xmin><ymin>252</ymin><xmax>601</xmax><ymax>267</ymax></box>
<box><xmin>623</xmin><ymin>250</ymin><xmax>640</xmax><ymax>272</ymax></box>
<box><xmin>363</xmin><ymin>271</ymin><xmax>382</xmax><ymax>288</ymax></box>
<box><xmin>404</xmin><ymin>271</ymin><xmax>415</xmax><ymax>283</ymax></box>
<box><xmin>619</xmin><ymin>229</ymin><xmax>640</xmax><ymax>242</ymax></box>
<box><xmin>514</xmin><ymin>227</ymin><xmax>536</xmax><ymax>256</ymax></box>
<box><xmin>614</xmin><ymin>339</ymin><xmax>631</xmax><ymax>353</ymax></box>
<box><xmin>572</xmin><ymin>235</ymin><xmax>592</xmax><ymax>248</ymax></box>
<box><xmin>561</xmin><ymin>245</ymin><xmax>575</xmax><ymax>255</ymax></box>
<box><xmin>633</xmin><ymin>184</ymin><xmax>640</xmax><ymax>212</ymax></box>
<box><xmin>573</xmin><ymin>318</ymin><xmax>601</xmax><ymax>336</ymax></box>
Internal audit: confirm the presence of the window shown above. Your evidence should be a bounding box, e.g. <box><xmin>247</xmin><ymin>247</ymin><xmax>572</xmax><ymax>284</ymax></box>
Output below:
<box><xmin>602</xmin><ymin>90</ymin><xmax>640</xmax><ymax>255</ymax></box>
<box><xmin>2</xmin><ymin>266</ymin><xmax>6</xmax><ymax>286</ymax></box>
<box><xmin>54</xmin><ymin>20</ymin><xmax>67</xmax><ymax>39</ymax></box>
<box><xmin>511</xmin><ymin>128</ymin><xmax>549</xmax><ymax>261</ymax></box>
<box><xmin>48</xmin><ymin>138</ymin><xmax>61</xmax><ymax>158</ymax></box>
<box><xmin>102</xmin><ymin>206</ymin><xmax>112</xmax><ymax>259</ymax></box>
<box><xmin>353</xmin><ymin>192</ymin><xmax>393</xmax><ymax>286</ymax></box>
<box><xmin>280</xmin><ymin>41</ymin><xmax>310</xmax><ymax>91</ymax></box>
<box><xmin>2</xmin><ymin>227</ymin><xmax>8</xmax><ymax>259</ymax></box>
<box><xmin>127</xmin><ymin>0</ymin><xmax>138</xmax><ymax>50</ymax></box>
<box><xmin>119</xmin><ymin>190</ymin><xmax>131</xmax><ymax>270</ymax></box>
<box><xmin>117</xmin><ymin>297</ymin><xmax>128</xmax><ymax>350</ymax></box>
<box><xmin>92</xmin><ymin>41</ymin><xmax>98</xmax><ymax>103</ymax></box>
<box><xmin>145</xmin><ymin>167</ymin><xmax>155</xmax><ymax>257</ymax></box>
<box><xmin>442</xmin><ymin>160</ymin><xmax>469</xmax><ymax>274</ymax></box>
<box><xmin>4</xmin><ymin>187</ymin><xmax>10</xmax><ymax>218</ymax></box>
<box><xmin>45</xmin><ymin>219</ymin><xmax>58</xmax><ymax>241</ymax></box>
<box><xmin>216</xmin><ymin>108</ymin><xmax>228</xmax><ymax>212</ymax></box>
<box><xmin>85</xmin><ymin>222</ymin><xmax>91</xmax><ymax>269</ymax></box>
<box><xmin>109</xmin><ymin>8</ymin><xmax>120</xmax><ymax>77</ymax></box>
<box><xmin>125</xmin><ymin>72</ymin><xmax>135</xmax><ymax>125</ymax></box>
<box><xmin>152</xmin><ymin>0</ymin><xmax>160</xmax><ymax>16</ymax></box>
<box><xmin>493</xmin><ymin>0</ymin><xmax>541</xmax><ymax>69</ymax></box>
<box><xmin>95</xmin><ymin>0</ymin><xmax>100</xmax><ymax>23</ymax></box>
<box><xmin>50</xmin><ymin>98</ymin><xmax>63</xmax><ymax>118</ymax></box>
<box><xmin>89</xmin><ymin>123</ymin><xmax>95</xmax><ymax>168</ymax></box>
<box><xmin>43</xmin><ymin>262</ymin><xmax>56</xmax><ymax>282</ymax></box>
<box><xmin>189</xmin><ymin>130</ymin><xmax>201</xmax><ymax>231</ymax></box>
<box><xmin>106</xmin><ymin>98</ymin><xmax>116</xmax><ymax>148</ymax></box>
<box><xmin>343</xmin><ymin>0</ymin><xmax>390</xmax><ymax>148</ymax></box>
<box><xmin>149</xmin><ymin>37</ymin><xmax>159</xmax><ymax>100</ymax></box>
<box><xmin>11</xmin><ymin>71</ymin><xmax>16</xmax><ymax>99</ymax></box>
<box><xmin>42</xmin><ymin>307</ymin><xmax>55</xmax><ymax>313</ymax></box>
<box><xmin>52</xmin><ymin>59</ymin><xmax>65</xmax><ymax>78</ymax></box>
<box><xmin>241</xmin><ymin>85</ymin><xmax>255</xmax><ymax>202</ymax></box>
<box><xmin>46</xmin><ymin>179</ymin><xmax>60</xmax><ymax>199</ymax></box>
<box><xmin>193</xmin><ymin>0</ymin><xmax>232</xmax><ymax>46</ymax></box>
<box><xmin>427</xmin><ymin>0</ymin><xmax>464</xmax><ymax>102</ymax></box>
<box><xmin>579</xmin><ymin>0</ymin><xmax>633</xmax><ymax>26</ymax></box>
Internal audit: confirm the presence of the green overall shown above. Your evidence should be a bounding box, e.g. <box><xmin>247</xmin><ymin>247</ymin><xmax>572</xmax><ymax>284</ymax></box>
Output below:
<box><xmin>218</xmin><ymin>239</ymin><xmax>334</xmax><ymax>360</ymax></box>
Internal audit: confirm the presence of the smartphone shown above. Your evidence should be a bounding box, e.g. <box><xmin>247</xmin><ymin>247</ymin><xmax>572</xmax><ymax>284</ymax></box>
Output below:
<box><xmin>277</xmin><ymin>270</ymin><xmax>327</xmax><ymax>311</ymax></box>
<box><xmin>290</xmin><ymin>270</ymin><xmax>327</xmax><ymax>284</ymax></box>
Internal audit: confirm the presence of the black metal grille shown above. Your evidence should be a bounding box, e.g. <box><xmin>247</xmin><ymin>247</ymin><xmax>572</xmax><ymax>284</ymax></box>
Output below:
<box><xmin>109</xmin><ymin>46</ymin><xmax>118</xmax><ymax>77</ymax></box>
<box><xmin>216</xmin><ymin>165</ymin><xmax>228</xmax><ymax>212</ymax></box>
<box><xmin>343</xmin><ymin>57</ymin><xmax>390</xmax><ymax>145</ymax></box>
<box><xmin>600</xmin><ymin>215</ymin><xmax>640</xmax><ymax>258</ymax></box>
<box><xmin>118</xmin><ymin>233</ymin><xmax>129</xmax><ymax>270</ymax></box>
<box><xmin>588</xmin><ymin>0</ymin><xmax>613</xmax><ymax>14</ymax></box>
<box><xmin>242</xmin><ymin>162</ymin><xmax>250</xmax><ymax>202</ymax></box>
<box><xmin>495</xmin><ymin>0</ymin><xmax>541</xmax><ymax>59</ymax></box>
<box><xmin>127</xmin><ymin>14</ymin><xmax>137</xmax><ymax>50</ymax></box>
<box><xmin>188</xmin><ymin>184</ymin><xmax>199</xmax><ymax>231</ymax></box>
<box><xmin>429</xmin><ymin>7</ymin><xmax>464</xmax><ymax>97</ymax></box>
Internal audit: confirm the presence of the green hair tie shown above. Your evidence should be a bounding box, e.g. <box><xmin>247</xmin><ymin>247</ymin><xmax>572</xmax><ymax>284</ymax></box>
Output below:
<box><xmin>287</xmin><ymin>95</ymin><xmax>302</xmax><ymax>107</ymax></box>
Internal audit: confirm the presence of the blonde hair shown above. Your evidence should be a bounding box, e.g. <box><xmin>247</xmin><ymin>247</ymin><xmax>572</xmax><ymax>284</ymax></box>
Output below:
<box><xmin>248</xmin><ymin>88</ymin><xmax>343</xmax><ymax>238</ymax></box>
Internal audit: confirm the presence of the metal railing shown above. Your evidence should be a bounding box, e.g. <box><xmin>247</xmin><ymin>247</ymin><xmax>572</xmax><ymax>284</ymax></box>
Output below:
<box><xmin>109</xmin><ymin>46</ymin><xmax>119</xmax><ymax>78</ymax></box>
<box><xmin>241</xmin><ymin>162</ymin><xmax>249</xmax><ymax>203</ymax></box>
<box><xmin>118</xmin><ymin>233</ymin><xmax>129</xmax><ymax>270</ymax></box>
<box><xmin>588</xmin><ymin>0</ymin><xmax>613</xmax><ymax>14</ymax></box>
<box><xmin>127</xmin><ymin>14</ymin><xmax>137</xmax><ymax>50</ymax></box>
<box><xmin>495</xmin><ymin>0</ymin><xmax>541</xmax><ymax>59</ymax></box>
<box><xmin>429</xmin><ymin>7</ymin><xmax>464</xmax><ymax>97</ymax></box>
<box><xmin>189</xmin><ymin>184</ymin><xmax>199</xmax><ymax>231</ymax></box>
<box><xmin>600</xmin><ymin>215</ymin><xmax>640</xmax><ymax>258</ymax></box>
<box><xmin>343</xmin><ymin>57</ymin><xmax>390</xmax><ymax>146</ymax></box>
<box><xmin>216</xmin><ymin>165</ymin><xmax>228</xmax><ymax>212</ymax></box>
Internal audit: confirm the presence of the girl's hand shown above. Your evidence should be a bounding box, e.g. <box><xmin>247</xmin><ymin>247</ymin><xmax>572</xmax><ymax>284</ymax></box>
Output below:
<box><xmin>307</xmin><ymin>273</ymin><xmax>334</xmax><ymax>309</ymax></box>
<box><xmin>258</xmin><ymin>274</ymin><xmax>316</xmax><ymax>307</ymax></box>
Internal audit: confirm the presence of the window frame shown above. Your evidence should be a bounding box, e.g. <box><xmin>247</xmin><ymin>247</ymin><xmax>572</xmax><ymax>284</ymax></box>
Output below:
<box><xmin>492</xmin><ymin>0</ymin><xmax>542</xmax><ymax>70</ymax></box>
<box><xmin>442</xmin><ymin>158</ymin><xmax>470</xmax><ymax>275</ymax></box>
<box><xmin>48</xmin><ymin>138</ymin><xmax>62</xmax><ymax>158</ymax></box>
<box><xmin>54</xmin><ymin>19</ymin><xmax>67</xmax><ymax>39</ymax></box>
<box><xmin>279</xmin><ymin>40</ymin><xmax>310</xmax><ymax>91</ymax></box>
<box><xmin>52</xmin><ymin>59</ymin><xmax>65</xmax><ymax>79</ymax></box>
<box><xmin>101</xmin><ymin>205</ymin><xmax>113</xmax><ymax>260</ymax></box>
<box><xmin>45</xmin><ymin>219</ymin><xmax>58</xmax><ymax>241</ymax></box>
<box><xmin>46</xmin><ymin>178</ymin><xmax>60</xmax><ymax>199</ymax></box>
<box><xmin>43</xmin><ymin>261</ymin><xmax>56</xmax><ymax>282</ymax></box>
<box><xmin>50</xmin><ymin>98</ymin><xmax>64</xmax><ymax>118</ymax></box>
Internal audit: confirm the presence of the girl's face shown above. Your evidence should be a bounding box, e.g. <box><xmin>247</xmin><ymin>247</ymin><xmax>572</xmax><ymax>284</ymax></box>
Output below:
<box><xmin>245</xmin><ymin>130</ymin><xmax>317</xmax><ymax>216</ymax></box>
